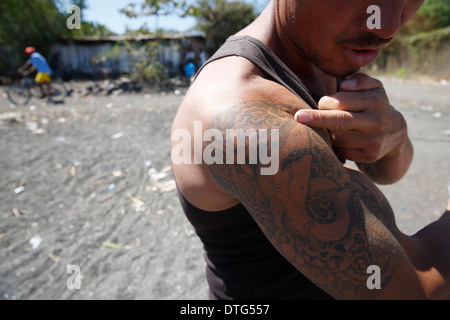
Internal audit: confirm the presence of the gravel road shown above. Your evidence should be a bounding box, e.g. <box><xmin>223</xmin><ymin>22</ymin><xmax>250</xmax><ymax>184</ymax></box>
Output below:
<box><xmin>0</xmin><ymin>76</ymin><xmax>448</xmax><ymax>300</ymax></box>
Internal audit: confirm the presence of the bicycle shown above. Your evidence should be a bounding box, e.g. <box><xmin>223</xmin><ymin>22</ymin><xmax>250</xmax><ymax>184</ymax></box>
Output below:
<box><xmin>7</xmin><ymin>74</ymin><xmax>68</xmax><ymax>105</ymax></box>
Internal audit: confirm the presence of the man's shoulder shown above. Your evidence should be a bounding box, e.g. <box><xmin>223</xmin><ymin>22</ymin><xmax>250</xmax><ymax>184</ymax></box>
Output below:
<box><xmin>184</xmin><ymin>68</ymin><xmax>308</xmax><ymax>124</ymax></box>
<box><xmin>177</xmin><ymin>55</ymin><xmax>329</xmax><ymax>150</ymax></box>
<box><xmin>206</xmin><ymin>99</ymin><xmax>299</xmax><ymax>132</ymax></box>
<box><xmin>189</xmin><ymin>54</ymin><xmax>309</xmax><ymax>106</ymax></box>
<box><xmin>202</xmin><ymin>94</ymin><xmax>331</xmax><ymax>150</ymax></box>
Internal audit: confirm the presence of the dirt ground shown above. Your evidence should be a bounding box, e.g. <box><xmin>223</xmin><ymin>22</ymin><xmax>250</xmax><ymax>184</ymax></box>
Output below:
<box><xmin>0</xmin><ymin>77</ymin><xmax>449</xmax><ymax>300</ymax></box>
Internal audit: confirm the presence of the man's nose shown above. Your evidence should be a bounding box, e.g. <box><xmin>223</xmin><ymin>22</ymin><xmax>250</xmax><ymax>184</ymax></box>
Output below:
<box><xmin>362</xmin><ymin>2</ymin><xmax>404</xmax><ymax>39</ymax></box>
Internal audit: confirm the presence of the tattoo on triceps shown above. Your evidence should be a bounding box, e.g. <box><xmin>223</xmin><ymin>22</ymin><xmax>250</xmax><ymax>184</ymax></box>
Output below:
<box><xmin>207</xmin><ymin>100</ymin><xmax>402</xmax><ymax>299</ymax></box>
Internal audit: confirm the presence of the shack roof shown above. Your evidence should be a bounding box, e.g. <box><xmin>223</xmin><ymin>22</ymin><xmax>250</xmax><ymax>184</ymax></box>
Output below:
<box><xmin>66</xmin><ymin>32</ymin><xmax>205</xmax><ymax>44</ymax></box>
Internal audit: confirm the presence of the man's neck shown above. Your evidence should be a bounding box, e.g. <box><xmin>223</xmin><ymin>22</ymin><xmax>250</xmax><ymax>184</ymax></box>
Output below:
<box><xmin>237</xmin><ymin>1</ymin><xmax>338</xmax><ymax>97</ymax></box>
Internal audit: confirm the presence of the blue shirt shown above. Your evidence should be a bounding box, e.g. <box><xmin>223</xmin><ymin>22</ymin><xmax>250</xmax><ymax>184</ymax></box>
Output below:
<box><xmin>28</xmin><ymin>52</ymin><xmax>52</xmax><ymax>74</ymax></box>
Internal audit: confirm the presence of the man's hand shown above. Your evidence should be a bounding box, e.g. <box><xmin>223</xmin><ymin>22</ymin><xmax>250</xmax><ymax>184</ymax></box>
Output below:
<box><xmin>295</xmin><ymin>73</ymin><xmax>413</xmax><ymax>184</ymax></box>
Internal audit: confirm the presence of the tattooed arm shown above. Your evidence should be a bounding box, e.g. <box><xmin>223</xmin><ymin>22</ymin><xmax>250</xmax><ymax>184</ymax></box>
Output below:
<box><xmin>207</xmin><ymin>100</ymin><xmax>450</xmax><ymax>299</ymax></box>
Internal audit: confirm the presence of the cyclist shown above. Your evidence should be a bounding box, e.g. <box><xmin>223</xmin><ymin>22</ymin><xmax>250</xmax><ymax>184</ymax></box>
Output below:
<box><xmin>18</xmin><ymin>47</ymin><xmax>53</xmax><ymax>98</ymax></box>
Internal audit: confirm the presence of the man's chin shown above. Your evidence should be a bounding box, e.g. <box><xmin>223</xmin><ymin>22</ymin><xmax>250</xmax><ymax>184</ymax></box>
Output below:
<box><xmin>323</xmin><ymin>66</ymin><xmax>360</xmax><ymax>79</ymax></box>
<box><xmin>340</xmin><ymin>67</ymin><xmax>361</xmax><ymax>78</ymax></box>
<box><xmin>314</xmin><ymin>58</ymin><xmax>360</xmax><ymax>78</ymax></box>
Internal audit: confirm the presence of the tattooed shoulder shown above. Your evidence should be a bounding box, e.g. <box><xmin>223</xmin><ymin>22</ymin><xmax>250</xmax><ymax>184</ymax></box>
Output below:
<box><xmin>206</xmin><ymin>99</ymin><xmax>406</xmax><ymax>299</ymax></box>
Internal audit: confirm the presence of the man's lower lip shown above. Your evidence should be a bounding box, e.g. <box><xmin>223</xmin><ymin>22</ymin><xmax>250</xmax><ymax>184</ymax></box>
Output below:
<box><xmin>343</xmin><ymin>47</ymin><xmax>380</xmax><ymax>67</ymax></box>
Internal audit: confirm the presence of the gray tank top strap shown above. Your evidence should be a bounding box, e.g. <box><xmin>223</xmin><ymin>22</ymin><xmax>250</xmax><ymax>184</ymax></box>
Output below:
<box><xmin>195</xmin><ymin>35</ymin><xmax>335</xmax><ymax>109</ymax></box>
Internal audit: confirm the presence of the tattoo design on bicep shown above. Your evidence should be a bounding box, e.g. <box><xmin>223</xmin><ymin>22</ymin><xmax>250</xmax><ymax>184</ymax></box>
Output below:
<box><xmin>275</xmin><ymin>129</ymin><xmax>404</xmax><ymax>299</ymax></box>
<box><xmin>206</xmin><ymin>100</ymin><xmax>404</xmax><ymax>299</ymax></box>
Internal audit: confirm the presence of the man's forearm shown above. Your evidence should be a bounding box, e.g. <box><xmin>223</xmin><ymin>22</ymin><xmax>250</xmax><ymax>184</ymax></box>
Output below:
<box><xmin>408</xmin><ymin>210</ymin><xmax>450</xmax><ymax>299</ymax></box>
<box><xmin>357</xmin><ymin>108</ymin><xmax>413</xmax><ymax>185</ymax></box>
<box><xmin>357</xmin><ymin>136</ymin><xmax>413</xmax><ymax>185</ymax></box>
<box><xmin>18</xmin><ymin>61</ymin><xmax>31</xmax><ymax>72</ymax></box>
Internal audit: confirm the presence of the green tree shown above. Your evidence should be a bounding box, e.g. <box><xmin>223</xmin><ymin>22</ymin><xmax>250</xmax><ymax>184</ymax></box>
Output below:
<box><xmin>194</xmin><ymin>0</ymin><xmax>256</xmax><ymax>54</ymax></box>
<box><xmin>403</xmin><ymin>0</ymin><xmax>450</xmax><ymax>34</ymax></box>
<box><xmin>71</xmin><ymin>0</ymin><xmax>88</xmax><ymax>19</ymax></box>
<box><xmin>0</xmin><ymin>0</ymin><xmax>68</xmax><ymax>66</ymax></box>
<box><xmin>105</xmin><ymin>40</ymin><xmax>167</xmax><ymax>84</ymax></box>
<box><xmin>372</xmin><ymin>0</ymin><xmax>450</xmax><ymax>76</ymax></box>
<box><xmin>71</xmin><ymin>22</ymin><xmax>117</xmax><ymax>37</ymax></box>
<box><xmin>125</xmin><ymin>23</ymin><xmax>153</xmax><ymax>36</ymax></box>
<box><xmin>121</xmin><ymin>0</ymin><xmax>195</xmax><ymax>17</ymax></box>
<box><xmin>417</xmin><ymin>0</ymin><xmax>450</xmax><ymax>30</ymax></box>
<box><xmin>120</xmin><ymin>0</ymin><xmax>257</xmax><ymax>47</ymax></box>
<box><xmin>68</xmin><ymin>0</ymin><xmax>116</xmax><ymax>37</ymax></box>
<box><xmin>121</xmin><ymin>0</ymin><xmax>198</xmax><ymax>31</ymax></box>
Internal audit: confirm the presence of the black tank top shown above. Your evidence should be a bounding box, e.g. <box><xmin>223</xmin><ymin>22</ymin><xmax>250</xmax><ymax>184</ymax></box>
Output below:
<box><xmin>178</xmin><ymin>36</ymin><xmax>335</xmax><ymax>300</ymax></box>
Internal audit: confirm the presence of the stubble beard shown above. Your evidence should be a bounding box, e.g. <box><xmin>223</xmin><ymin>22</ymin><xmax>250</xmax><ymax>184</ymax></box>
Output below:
<box><xmin>296</xmin><ymin>40</ymin><xmax>360</xmax><ymax>78</ymax></box>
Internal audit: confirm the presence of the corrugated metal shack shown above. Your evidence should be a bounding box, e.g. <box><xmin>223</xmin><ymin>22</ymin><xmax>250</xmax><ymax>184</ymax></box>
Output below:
<box><xmin>49</xmin><ymin>33</ymin><xmax>206</xmax><ymax>79</ymax></box>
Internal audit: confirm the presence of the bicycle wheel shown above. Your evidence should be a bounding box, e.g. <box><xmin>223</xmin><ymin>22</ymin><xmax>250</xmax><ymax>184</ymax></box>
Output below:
<box><xmin>29</xmin><ymin>85</ymin><xmax>43</xmax><ymax>99</ymax></box>
<box><xmin>7</xmin><ymin>84</ymin><xmax>32</xmax><ymax>106</ymax></box>
<box><xmin>47</xmin><ymin>81</ymin><xmax>67</xmax><ymax>103</ymax></box>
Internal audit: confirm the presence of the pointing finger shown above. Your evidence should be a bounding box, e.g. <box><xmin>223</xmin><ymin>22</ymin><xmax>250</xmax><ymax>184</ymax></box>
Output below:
<box><xmin>294</xmin><ymin>109</ymin><xmax>356</xmax><ymax>131</ymax></box>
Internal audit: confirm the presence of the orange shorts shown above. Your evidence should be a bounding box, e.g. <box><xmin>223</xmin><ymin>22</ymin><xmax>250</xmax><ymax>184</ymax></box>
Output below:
<box><xmin>35</xmin><ymin>72</ymin><xmax>51</xmax><ymax>84</ymax></box>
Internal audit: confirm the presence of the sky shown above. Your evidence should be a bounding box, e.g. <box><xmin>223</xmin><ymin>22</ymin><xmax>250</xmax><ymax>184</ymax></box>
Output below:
<box><xmin>66</xmin><ymin>0</ymin><xmax>269</xmax><ymax>35</ymax></box>
<box><xmin>82</xmin><ymin>0</ymin><xmax>197</xmax><ymax>34</ymax></box>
